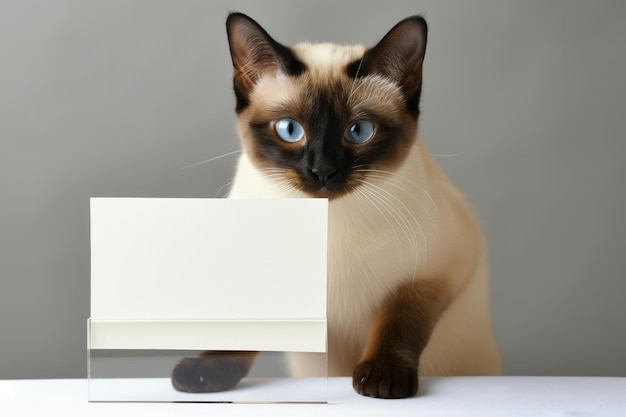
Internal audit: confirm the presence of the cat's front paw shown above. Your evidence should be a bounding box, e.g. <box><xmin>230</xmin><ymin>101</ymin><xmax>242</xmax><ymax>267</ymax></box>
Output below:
<box><xmin>171</xmin><ymin>351</ymin><xmax>256</xmax><ymax>393</ymax></box>
<box><xmin>352</xmin><ymin>359</ymin><xmax>418</xmax><ymax>399</ymax></box>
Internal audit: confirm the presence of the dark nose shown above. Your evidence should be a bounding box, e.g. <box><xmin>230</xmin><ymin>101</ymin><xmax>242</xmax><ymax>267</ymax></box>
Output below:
<box><xmin>311</xmin><ymin>165</ymin><xmax>337</xmax><ymax>184</ymax></box>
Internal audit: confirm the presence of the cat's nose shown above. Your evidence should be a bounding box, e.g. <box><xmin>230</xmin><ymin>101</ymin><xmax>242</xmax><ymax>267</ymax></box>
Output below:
<box><xmin>311</xmin><ymin>166</ymin><xmax>337</xmax><ymax>184</ymax></box>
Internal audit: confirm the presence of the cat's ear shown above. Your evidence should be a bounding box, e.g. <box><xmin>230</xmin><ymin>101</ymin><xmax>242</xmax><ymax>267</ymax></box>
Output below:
<box><xmin>226</xmin><ymin>13</ymin><xmax>305</xmax><ymax>111</ymax></box>
<box><xmin>351</xmin><ymin>16</ymin><xmax>427</xmax><ymax>115</ymax></box>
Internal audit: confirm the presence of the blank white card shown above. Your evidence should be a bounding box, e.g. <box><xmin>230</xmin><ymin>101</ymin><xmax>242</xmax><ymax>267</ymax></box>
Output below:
<box><xmin>89</xmin><ymin>198</ymin><xmax>328</xmax><ymax>352</ymax></box>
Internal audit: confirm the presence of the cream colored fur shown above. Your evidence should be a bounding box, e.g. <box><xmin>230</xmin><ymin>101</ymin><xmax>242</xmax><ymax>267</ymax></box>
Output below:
<box><xmin>228</xmin><ymin>43</ymin><xmax>501</xmax><ymax>377</ymax></box>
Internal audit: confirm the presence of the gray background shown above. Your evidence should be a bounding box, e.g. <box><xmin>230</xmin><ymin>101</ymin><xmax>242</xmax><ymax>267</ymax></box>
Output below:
<box><xmin>1</xmin><ymin>0</ymin><xmax>625</xmax><ymax>379</ymax></box>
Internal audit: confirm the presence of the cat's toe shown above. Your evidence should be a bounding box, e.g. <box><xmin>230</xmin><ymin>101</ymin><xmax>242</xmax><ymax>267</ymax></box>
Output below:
<box><xmin>352</xmin><ymin>359</ymin><xmax>418</xmax><ymax>399</ymax></box>
<box><xmin>171</xmin><ymin>354</ymin><xmax>249</xmax><ymax>393</ymax></box>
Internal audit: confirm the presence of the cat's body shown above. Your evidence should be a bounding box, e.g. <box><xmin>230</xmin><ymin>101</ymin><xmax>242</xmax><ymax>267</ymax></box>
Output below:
<box><xmin>172</xmin><ymin>13</ymin><xmax>500</xmax><ymax>399</ymax></box>
<box><xmin>230</xmin><ymin>116</ymin><xmax>499</xmax><ymax>379</ymax></box>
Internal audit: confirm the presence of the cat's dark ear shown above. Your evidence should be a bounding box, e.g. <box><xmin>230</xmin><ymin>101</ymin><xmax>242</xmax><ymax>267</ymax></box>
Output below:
<box><xmin>226</xmin><ymin>13</ymin><xmax>305</xmax><ymax>112</ymax></box>
<box><xmin>350</xmin><ymin>16</ymin><xmax>427</xmax><ymax>116</ymax></box>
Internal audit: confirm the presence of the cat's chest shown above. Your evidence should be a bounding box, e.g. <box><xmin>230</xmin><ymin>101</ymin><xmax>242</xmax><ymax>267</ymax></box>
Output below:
<box><xmin>230</xmin><ymin>153</ymin><xmax>429</xmax><ymax>316</ymax></box>
<box><xmin>326</xmin><ymin>198</ymin><xmax>418</xmax><ymax>319</ymax></box>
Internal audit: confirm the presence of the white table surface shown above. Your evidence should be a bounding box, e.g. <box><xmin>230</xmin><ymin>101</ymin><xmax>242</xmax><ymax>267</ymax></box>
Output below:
<box><xmin>2</xmin><ymin>377</ymin><xmax>625</xmax><ymax>417</ymax></box>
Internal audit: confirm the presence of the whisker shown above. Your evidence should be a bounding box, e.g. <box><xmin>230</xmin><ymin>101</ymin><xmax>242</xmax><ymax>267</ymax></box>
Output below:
<box><xmin>358</xmin><ymin>172</ymin><xmax>439</xmax><ymax>240</ymax></box>
<box><xmin>181</xmin><ymin>149</ymin><xmax>243</xmax><ymax>169</ymax></box>
<box><xmin>355</xmin><ymin>168</ymin><xmax>440</xmax><ymax>218</ymax></box>
<box><xmin>252</xmin><ymin>168</ymin><xmax>302</xmax><ymax>197</ymax></box>
<box><xmin>223</xmin><ymin>167</ymin><xmax>292</xmax><ymax>198</ymax></box>
<box><xmin>273</xmin><ymin>179</ymin><xmax>301</xmax><ymax>197</ymax></box>
<box><xmin>428</xmin><ymin>151</ymin><xmax>464</xmax><ymax>158</ymax></box>
<box><xmin>351</xmin><ymin>94</ymin><xmax>399</xmax><ymax>110</ymax></box>
<box><xmin>347</xmin><ymin>55</ymin><xmax>365</xmax><ymax>104</ymax></box>
<box><xmin>353</xmin><ymin>186</ymin><xmax>405</xmax><ymax>251</ymax></box>
<box><xmin>361</xmin><ymin>173</ymin><xmax>436</xmax><ymax>215</ymax></box>
<box><xmin>258</xmin><ymin>168</ymin><xmax>289</xmax><ymax>174</ymax></box>
<box><xmin>358</xmin><ymin>181</ymin><xmax>424</xmax><ymax>278</ymax></box>
<box><xmin>359</xmin><ymin>184</ymin><xmax>416</xmax><ymax>251</ymax></box>
<box><xmin>215</xmin><ymin>180</ymin><xmax>235</xmax><ymax>198</ymax></box>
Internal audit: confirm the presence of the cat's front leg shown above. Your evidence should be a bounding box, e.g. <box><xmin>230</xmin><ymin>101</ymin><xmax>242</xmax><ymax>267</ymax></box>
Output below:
<box><xmin>353</xmin><ymin>280</ymin><xmax>449</xmax><ymax>399</ymax></box>
<box><xmin>172</xmin><ymin>350</ymin><xmax>258</xmax><ymax>393</ymax></box>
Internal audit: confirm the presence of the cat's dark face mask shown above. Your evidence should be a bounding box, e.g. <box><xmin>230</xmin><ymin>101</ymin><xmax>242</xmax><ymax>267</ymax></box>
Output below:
<box><xmin>227</xmin><ymin>13</ymin><xmax>426</xmax><ymax>199</ymax></box>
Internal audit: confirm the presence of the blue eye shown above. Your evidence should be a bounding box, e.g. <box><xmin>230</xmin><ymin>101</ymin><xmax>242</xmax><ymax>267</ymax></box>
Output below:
<box><xmin>275</xmin><ymin>118</ymin><xmax>305</xmax><ymax>143</ymax></box>
<box><xmin>346</xmin><ymin>120</ymin><xmax>374</xmax><ymax>144</ymax></box>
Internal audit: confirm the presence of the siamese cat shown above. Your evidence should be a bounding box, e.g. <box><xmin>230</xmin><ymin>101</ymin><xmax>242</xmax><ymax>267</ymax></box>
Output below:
<box><xmin>172</xmin><ymin>12</ymin><xmax>501</xmax><ymax>399</ymax></box>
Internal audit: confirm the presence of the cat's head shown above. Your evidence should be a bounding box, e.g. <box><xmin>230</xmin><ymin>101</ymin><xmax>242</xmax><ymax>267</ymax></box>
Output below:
<box><xmin>226</xmin><ymin>13</ymin><xmax>427</xmax><ymax>199</ymax></box>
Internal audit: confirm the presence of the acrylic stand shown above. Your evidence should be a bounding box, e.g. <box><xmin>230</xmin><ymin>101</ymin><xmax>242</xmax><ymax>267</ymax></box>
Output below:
<box><xmin>87</xmin><ymin>347</ymin><xmax>328</xmax><ymax>403</ymax></box>
<box><xmin>87</xmin><ymin>198</ymin><xmax>328</xmax><ymax>403</ymax></box>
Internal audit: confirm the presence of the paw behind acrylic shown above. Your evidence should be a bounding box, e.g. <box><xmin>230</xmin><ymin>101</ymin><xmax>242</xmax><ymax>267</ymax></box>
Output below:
<box><xmin>172</xmin><ymin>351</ymin><xmax>258</xmax><ymax>394</ymax></box>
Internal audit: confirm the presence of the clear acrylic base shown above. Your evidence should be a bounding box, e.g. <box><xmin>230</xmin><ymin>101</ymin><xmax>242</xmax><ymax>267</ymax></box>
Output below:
<box><xmin>87</xmin><ymin>349</ymin><xmax>328</xmax><ymax>403</ymax></box>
